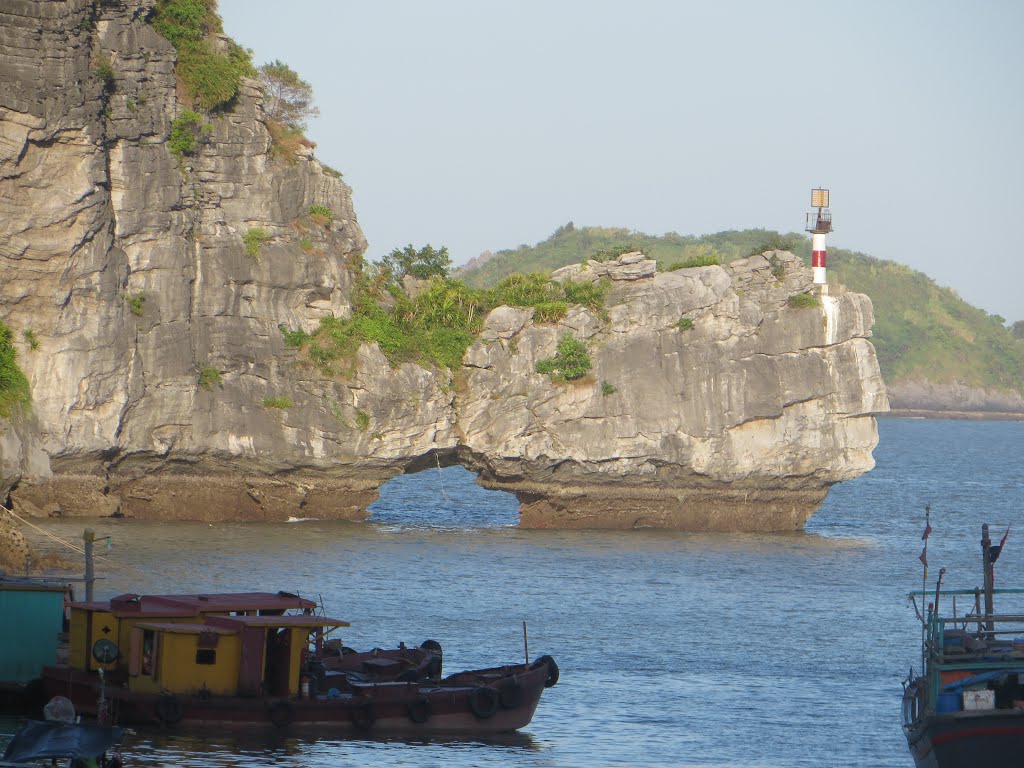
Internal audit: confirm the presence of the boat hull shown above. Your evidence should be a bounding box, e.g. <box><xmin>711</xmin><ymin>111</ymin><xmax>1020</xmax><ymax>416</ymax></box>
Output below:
<box><xmin>39</xmin><ymin>659</ymin><xmax>555</xmax><ymax>734</ymax></box>
<box><xmin>905</xmin><ymin>711</ymin><xmax>1024</xmax><ymax>768</ymax></box>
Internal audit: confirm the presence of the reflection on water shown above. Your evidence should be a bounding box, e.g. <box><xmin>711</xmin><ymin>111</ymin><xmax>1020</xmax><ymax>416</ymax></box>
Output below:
<box><xmin>6</xmin><ymin>418</ymin><xmax>1024</xmax><ymax>767</ymax></box>
<box><xmin>122</xmin><ymin>727</ymin><xmax>539</xmax><ymax>767</ymax></box>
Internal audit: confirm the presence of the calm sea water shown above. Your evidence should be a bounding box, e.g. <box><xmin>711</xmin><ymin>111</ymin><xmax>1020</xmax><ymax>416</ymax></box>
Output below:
<box><xmin>3</xmin><ymin>417</ymin><xmax>1023</xmax><ymax>767</ymax></box>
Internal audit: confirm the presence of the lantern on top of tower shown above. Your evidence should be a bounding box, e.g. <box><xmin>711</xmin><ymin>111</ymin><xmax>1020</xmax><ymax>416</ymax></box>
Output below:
<box><xmin>805</xmin><ymin>187</ymin><xmax>832</xmax><ymax>286</ymax></box>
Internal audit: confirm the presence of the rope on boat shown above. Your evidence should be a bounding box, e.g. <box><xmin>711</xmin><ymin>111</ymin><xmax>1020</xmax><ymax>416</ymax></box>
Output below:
<box><xmin>1</xmin><ymin>502</ymin><xmax>162</xmax><ymax>578</ymax></box>
<box><xmin>2</xmin><ymin>502</ymin><xmax>86</xmax><ymax>556</ymax></box>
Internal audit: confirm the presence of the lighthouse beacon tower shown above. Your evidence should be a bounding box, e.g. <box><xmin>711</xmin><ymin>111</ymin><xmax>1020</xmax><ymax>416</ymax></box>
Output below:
<box><xmin>805</xmin><ymin>187</ymin><xmax>832</xmax><ymax>288</ymax></box>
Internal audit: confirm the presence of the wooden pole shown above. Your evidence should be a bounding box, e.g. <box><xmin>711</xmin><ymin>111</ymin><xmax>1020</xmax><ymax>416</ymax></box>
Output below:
<box><xmin>523</xmin><ymin>621</ymin><xmax>529</xmax><ymax>666</ymax></box>
<box><xmin>974</xmin><ymin>588</ymin><xmax>982</xmax><ymax>636</ymax></box>
<box><xmin>921</xmin><ymin>507</ymin><xmax>930</xmax><ymax>675</ymax></box>
<box><xmin>982</xmin><ymin>524</ymin><xmax>994</xmax><ymax>633</ymax></box>
<box><xmin>83</xmin><ymin>528</ymin><xmax>95</xmax><ymax>602</ymax></box>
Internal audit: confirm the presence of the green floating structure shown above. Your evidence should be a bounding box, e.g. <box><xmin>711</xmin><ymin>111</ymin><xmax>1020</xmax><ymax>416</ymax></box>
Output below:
<box><xmin>0</xmin><ymin>579</ymin><xmax>68</xmax><ymax>686</ymax></box>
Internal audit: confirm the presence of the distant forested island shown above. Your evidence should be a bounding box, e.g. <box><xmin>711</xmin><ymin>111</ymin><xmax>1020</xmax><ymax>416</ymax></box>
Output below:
<box><xmin>458</xmin><ymin>225</ymin><xmax>1024</xmax><ymax>414</ymax></box>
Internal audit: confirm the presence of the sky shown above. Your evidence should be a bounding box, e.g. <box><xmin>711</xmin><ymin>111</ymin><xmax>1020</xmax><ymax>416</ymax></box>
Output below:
<box><xmin>219</xmin><ymin>0</ymin><xmax>1024</xmax><ymax>323</ymax></box>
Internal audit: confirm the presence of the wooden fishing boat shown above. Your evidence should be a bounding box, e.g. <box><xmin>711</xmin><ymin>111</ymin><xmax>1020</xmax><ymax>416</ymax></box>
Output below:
<box><xmin>903</xmin><ymin>523</ymin><xmax>1024</xmax><ymax>767</ymax></box>
<box><xmin>318</xmin><ymin>638</ymin><xmax>443</xmax><ymax>682</ymax></box>
<box><xmin>35</xmin><ymin>591</ymin><xmax>558</xmax><ymax>733</ymax></box>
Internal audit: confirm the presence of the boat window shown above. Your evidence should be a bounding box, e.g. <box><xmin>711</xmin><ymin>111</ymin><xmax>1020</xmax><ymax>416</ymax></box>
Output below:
<box><xmin>142</xmin><ymin>631</ymin><xmax>155</xmax><ymax>677</ymax></box>
<box><xmin>195</xmin><ymin>649</ymin><xmax>216</xmax><ymax>665</ymax></box>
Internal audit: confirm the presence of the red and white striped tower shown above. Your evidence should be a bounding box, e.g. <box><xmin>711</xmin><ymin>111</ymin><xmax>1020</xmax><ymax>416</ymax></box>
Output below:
<box><xmin>805</xmin><ymin>187</ymin><xmax>832</xmax><ymax>286</ymax></box>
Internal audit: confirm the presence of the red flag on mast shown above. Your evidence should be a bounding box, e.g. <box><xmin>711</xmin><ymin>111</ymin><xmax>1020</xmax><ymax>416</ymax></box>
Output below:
<box><xmin>919</xmin><ymin>547</ymin><xmax>928</xmax><ymax>567</ymax></box>
<box><xmin>991</xmin><ymin>526</ymin><xmax>1011</xmax><ymax>563</ymax></box>
<box><xmin>922</xmin><ymin>522</ymin><xmax>932</xmax><ymax>541</ymax></box>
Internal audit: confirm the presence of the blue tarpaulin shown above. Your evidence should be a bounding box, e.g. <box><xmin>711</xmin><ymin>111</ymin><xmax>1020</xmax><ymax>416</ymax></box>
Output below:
<box><xmin>1</xmin><ymin>720</ymin><xmax>123</xmax><ymax>763</ymax></box>
<box><xmin>940</xmin><ymin>670</ymin><xmax>1006</xmax><ymax>693</ymax></box>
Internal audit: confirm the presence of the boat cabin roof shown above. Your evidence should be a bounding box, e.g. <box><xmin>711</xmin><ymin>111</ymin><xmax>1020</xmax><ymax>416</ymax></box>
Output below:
<box><xmin>204</xmin><ymin>614</ymin><xmax>350</xmax><ymax>630</ymax></box>
<box><xmin>133</xmin><ymin>622</ymin><xmax>240</xmax><ymax>636</ymax></box>
<box><xmin>70</xmin><ymin>591</ymin><xmax>317</xmax><ymax>617</ymax></box>
<box><xmin>132</xmin><ymin>615</ymin><xmax>350</xmax><ymax>636</ymax></box>
<box><xmin>0</xmin><ymin>578</ymin><xmax>69</xmax><ymax>593</ymax></box>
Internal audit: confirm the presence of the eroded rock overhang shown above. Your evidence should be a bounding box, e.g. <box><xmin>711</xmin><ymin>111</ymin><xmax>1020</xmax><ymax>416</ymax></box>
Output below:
<box><xmin>11</xmin><ymin>252</ymin><xmax>889</xmax><ymax>531</ymax></box>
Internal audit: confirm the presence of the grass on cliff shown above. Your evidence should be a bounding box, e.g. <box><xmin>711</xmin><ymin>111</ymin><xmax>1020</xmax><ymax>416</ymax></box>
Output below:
<box><xmin>150</xmin><ymin>0</ymin><xmax>255</xmax><ymax>112</ymax></box>
<box><xmin>280</xmin><ymin>257</ymin><xmax>612</xmax><ymax>375</ymax></box>
<box><xmin>457</xmin><ymin>225</ymin><xmax>1024</xmax><ymax>395</ymax></box>
<box><xmin>0</xmin><ymin>322</ymin><xmax>31</xmax><ymax>418</ymax></box>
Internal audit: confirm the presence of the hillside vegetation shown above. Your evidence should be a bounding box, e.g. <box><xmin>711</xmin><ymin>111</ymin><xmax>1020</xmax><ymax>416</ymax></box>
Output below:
<box><xmin>457</xmin><ymin>225</ymin><xmax>1024</xmax><ymax>394</ymax></box>
<box><xmin>280</xmin><ymin>248</ymin><xmax>611</xmax><ymax>376</ymax></box>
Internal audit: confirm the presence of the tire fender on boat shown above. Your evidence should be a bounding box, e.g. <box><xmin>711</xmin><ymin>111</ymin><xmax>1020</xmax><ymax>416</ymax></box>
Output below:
<box><xmin>351</xmin><ymin>700</ymin><xmax>376</xmax><ymax>730</ymax></box>
<box><xmin>156</xmin><ymin>694</ymin><xmax>183</xmax><ymax>725</ymax></box>
<box><xmin>268</xmin><ymin>699</ymin><xmax>294</xmax><ymax>728</ymax></box>
<box><xmin>420</xmin><ymin>639</ymin><xmax>443</xmax><ymax>655</ymax></box>
<box><xmin>407</xmin><ymin>697</ymin><xmax>431</xmax><ymax>724</ymax></box>
<box><xmin>469</xmin><ymin>687</ymin><xmax>500</xmax><ymax>719</ymax></box>
<box><xmin>531</xmin><ymin>655</ymin><xmax>559</xmax><ymax>688</ymax></box>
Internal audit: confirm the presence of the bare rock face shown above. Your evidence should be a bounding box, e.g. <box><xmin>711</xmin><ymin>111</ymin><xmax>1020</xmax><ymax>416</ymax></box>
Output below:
<box><xmin>1</xmin><ymin>0</ymin><xmax>379</xmax><ymax>521</ymax></box>
<box><xmin>458</xmin><ymin>252</ymin><xmax>888</xmax><ymax>530</ymax></box>
<box><xmin>0</xmin><ymin>2</ymin><xmax>889</xmax><ymax>531</ymax></box>
<box><xmin>0</xmin><ymin>411</ymin><xmax>50</xmax><ymax>502</ymax></box>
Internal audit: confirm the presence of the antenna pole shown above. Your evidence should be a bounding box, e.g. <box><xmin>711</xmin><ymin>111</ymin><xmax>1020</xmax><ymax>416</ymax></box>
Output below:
<box><xmin>982</xmin><ymin>524</ymin><xmax>994</xmax><ymax>633</ymax></box>
<box><xmin>83</xmin><ymin>529</ymin><xmax>95</xmax><ymax>602</ymax></box>
<box><xmin>523</xmin><ymin>621</ymin><xmax>529</xmax><ymax>666</ymax></box>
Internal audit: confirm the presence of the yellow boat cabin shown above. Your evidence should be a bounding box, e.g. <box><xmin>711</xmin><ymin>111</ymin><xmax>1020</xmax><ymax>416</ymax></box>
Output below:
<box><xmin>65</xmin><ymin>592</ymin><xmax>349</xmax><ymax>698</ymax></box>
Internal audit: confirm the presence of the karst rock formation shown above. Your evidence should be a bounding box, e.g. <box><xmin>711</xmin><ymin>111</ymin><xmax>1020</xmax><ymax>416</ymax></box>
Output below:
<box><xmin>0</xmin><ymin>0</ymin><xmax>888</xmax><ymax>531</ymax></box>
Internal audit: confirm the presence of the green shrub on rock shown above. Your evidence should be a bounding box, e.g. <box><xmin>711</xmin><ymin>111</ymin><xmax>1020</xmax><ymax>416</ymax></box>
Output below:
<box><xmin>0</xmin><ymin>322</ymin><xmax>30</xmax><ymax>417</ymax></box>
<box><xmin>787</xmin><ymin>293</ymin><xmax>820</xmax><ymax>309</ymax></box>
<box><xmin>355</xmin><ymin>409</ymin><xmax>370</xmax><ymax>432</ymax></box>
<box><xmin>308</xmin><ymin>204</ymin><xmax>333</xmax><ymax>226</ymax></box>
<box><xmin>561</xmin><ymin>278</ymin><xmax>611</xmax><ymax>311</ymax></box>
<box><xmin>169</xmin><ymin>110</ymin><xmax>208</xmax><ymax>157</ymax></box>
<box><xmin>667</xmin><ymin>254</ymin><xmax>720</xmax><ymax>270</ymax></box>
<box><xmin>262</xmin><ymin>396</ymin><xmax>293</xmax><ymax>409</ymax></box>
<box><xmin>150</xmin><ymin>0</ymin><xmax>254</xmax><ymax>112</ymax></box>
<box><xmin>536</xmin><ymin>334</ymin><xmax>592</xmax><ymax>381</ymax></box>
<box><xmin>198</xmin><ymin>365</ymin><xmax>222</xmax><ymax>390</ymax></box>
<box><xmin>125</xmin><ymin>293</ymin><xmax>145</xmax><ymax>317</ymax></box>
<box><xmin>243</xmin><ymin>227</ymin><xmax>270</xmax><ymax>257</ymax></box>
<box><xmin>92</xmin><ymin>55</ymin><xmax>115</xmax><ymax>91</ymax></box>
<box><xmin>533</xmin><ymin>301</ymin><xmax>568</xmax><ymax>323</ymax></box>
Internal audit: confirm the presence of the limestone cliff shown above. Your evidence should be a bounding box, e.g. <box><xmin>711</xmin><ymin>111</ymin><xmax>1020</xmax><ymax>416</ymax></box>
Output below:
<box><xmin>0</xmin><ymin>0</ymin><xmax>888</xmax><ymax>531</ymax></box>
<box><xmin>455</xmin><ymin>252</ymin><xmax>888</xmax><ymax>529</ymax></box>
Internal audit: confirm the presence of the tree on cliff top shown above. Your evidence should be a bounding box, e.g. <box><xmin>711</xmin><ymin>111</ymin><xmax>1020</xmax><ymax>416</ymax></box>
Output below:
<box><xmin>382</xmin><ymin>244</ymin><xmax>453</xmax><ymax>282</ymax></box>
<box><xmin>150</xmin><ymin>0</ymin><xmax>254</xmax><ymax>111</ymax></box>
<box><xmin>258</xmin><ymin>60</ymin><xmax>318</xmax><ymax>131</ymax></box>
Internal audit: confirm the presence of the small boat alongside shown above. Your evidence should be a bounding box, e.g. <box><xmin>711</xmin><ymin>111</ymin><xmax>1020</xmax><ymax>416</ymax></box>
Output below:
<box><xmin>2</xmin><ymin>695</ymin><xmax>125</xmax><ymax>767</ymax></box>
<box><xmin>35</xmin><ymin>590</ymin><xmax>558</xmax><ymax>734</ymax></box>
<box><xmin>1</xmin><ymin>718</ymin><xmax>125</xmax><ymax>767</ymax></box>
<box><xmin>903</xmin><ymin>522</ymin><xmax>1024</xmax><ymax>767</ymax></box>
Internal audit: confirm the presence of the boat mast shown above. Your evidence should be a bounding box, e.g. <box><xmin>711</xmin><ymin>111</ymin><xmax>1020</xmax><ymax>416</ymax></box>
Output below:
<box><xmin>982</xmin><ymin>523</ymin><xmax>994</xmax><ymax>633</ymax></box>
